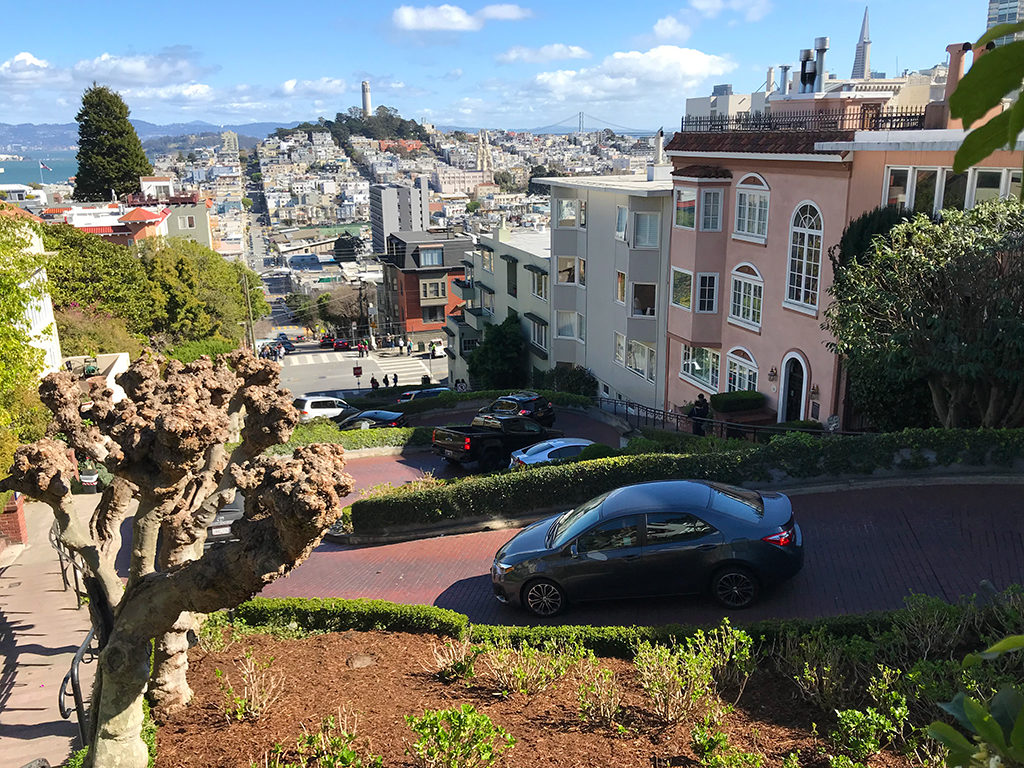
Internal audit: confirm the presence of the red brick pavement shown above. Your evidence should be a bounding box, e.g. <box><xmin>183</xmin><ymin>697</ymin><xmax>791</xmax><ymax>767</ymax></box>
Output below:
<box><xmin>261</xmin><ymin>483</ymin><xmax>1024</xmax><ymax>627</ymax></box>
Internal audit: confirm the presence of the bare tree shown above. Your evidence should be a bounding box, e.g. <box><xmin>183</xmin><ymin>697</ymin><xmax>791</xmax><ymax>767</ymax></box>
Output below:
<box><xmin>1</xmin><ymin>352</ymin><xmax>352</xmax><ymax>768</ymax></box>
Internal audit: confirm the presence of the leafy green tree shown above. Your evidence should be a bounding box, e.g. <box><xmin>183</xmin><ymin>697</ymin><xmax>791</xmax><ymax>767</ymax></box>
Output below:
<box><xmin>241</xmin><ymin>197</ymin><xmax>253</xmax><ymax>209</ymax></box>
<box><xmin>73</xmin><ymin>85</ymin><xmax>153</xmax><ymax>201</ymax></box>
<box><xmin>528</xmin><ymin>165</ymin><xmax>563</xmax><ymax>196</ymax></box>
<box><xmin>466</xmin><ymin>200</ymin><xmax>481</xmax><ymax>213</ymax></box>
<box><xmin>825</xmin><ymin>199</ymin><xmax>1024</xmax><ymax>428</ymax></box>
<box><xmin>316</xmin><ymin>286</ymin><xmax>362</xmax><ymax>333</ymax></box>
<box><xmin>285</xmin><ymin>292</ymin><xmax>319</xmax><ymax>332</ymax></box>
<box><xmin>56</xmin><ymin>307</ymin><xmax>145</xmax><ymax>358</ymax></box>
<box><xmin>467</xmin><ymin>315</ymin><xmax>528</xmax><ymax>390</ymax></box>
<box><xmin>43</xmin><ymin>223</ymin><xmax>155</xmax><ymax>333</ymax></box>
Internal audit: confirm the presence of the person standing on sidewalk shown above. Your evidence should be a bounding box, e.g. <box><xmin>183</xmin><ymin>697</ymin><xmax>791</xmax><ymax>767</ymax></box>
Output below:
<box><xmin>382</xmin><ymin>373</ymin><xmax>390</xmax><ymax>388</ymax></box>
<box><xmin>398</xmin><ymin>336</ymin><xmax>405</xmax><ymax>355</ymax></box>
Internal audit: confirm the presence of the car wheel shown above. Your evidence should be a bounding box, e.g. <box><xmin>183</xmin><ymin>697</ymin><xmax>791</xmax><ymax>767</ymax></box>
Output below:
<box><xmin>711</xmin><ymin>566</ymin><xmax>760</xmax><ymax>609</ymax></box>
<box><xmin>522</xmin><ymin>579</ymin><xmax>566</xmax><ymax>617</ymax></box>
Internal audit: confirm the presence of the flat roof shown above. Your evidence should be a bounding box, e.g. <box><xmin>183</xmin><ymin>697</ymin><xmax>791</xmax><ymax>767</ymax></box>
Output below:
<box><xmin>535</xmin><ymin>174</ymin><xmax>672</xmax><ymax>197</ymax></box>
<box><xmin>506</xmin><ymin>229</ymin><xmax>551</xmax><ymax>258</ymax></box>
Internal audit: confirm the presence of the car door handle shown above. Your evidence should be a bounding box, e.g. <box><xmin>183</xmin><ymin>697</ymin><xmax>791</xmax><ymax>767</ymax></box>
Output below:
<box><xmin>696</xmin><ymin>544</ymin><xmax>717</xmax><ymax>551</ymax></box>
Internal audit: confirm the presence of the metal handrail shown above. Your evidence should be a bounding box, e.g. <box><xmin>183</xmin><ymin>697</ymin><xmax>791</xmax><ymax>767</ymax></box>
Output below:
<box><xmin>48</xmin><ymin>521</ymin><xmax>88</xmax><ymax>609</ymax></box>
<box><xmin>59</xmin><ymin>627</ymin><xmax>97</xmax><ymax>747</ymax></box>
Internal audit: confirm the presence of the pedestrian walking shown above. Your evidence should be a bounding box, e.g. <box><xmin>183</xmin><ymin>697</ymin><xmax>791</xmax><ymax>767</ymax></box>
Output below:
<box><xmin>688</xmin><ymin>393</ymin><xmax>710</xmax><ymax>437</ymax></box>
<box><xmin>392</xmin><ymin>373</ymin><xmax>398</xmax><ymax>386</ymax></box>
<box><xmin>382</xmin><ymin>373</ymin><xmax>390</xmax><ymax>388</ymax></box>
<box><xmin>398</xmin><ymin>337</ymin><xmax>405</xmax><ymax>355</ymax></box>
<box><xmin>370</xmin><ymin>376</ymin><xmax>380</xmax><ymax>391</ymax></box>
<box><xmin>406</xmin><ymin>339</ymin><xmax>412</xmax><ymax>356</ymax></box>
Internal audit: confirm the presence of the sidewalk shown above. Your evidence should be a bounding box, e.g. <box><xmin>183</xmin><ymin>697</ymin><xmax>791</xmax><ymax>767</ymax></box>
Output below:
<box><xmin>0</xmin><ymin>497</ymin><xmax>95</xmax><ymax>768</ymax></box>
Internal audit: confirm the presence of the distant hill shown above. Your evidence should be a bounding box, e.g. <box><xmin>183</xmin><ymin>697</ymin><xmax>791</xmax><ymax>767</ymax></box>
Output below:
<box><xmin>142</xmin><ymin>132</ymin><xmax>261</xmax><ymax>155</ymax></box>
<box><xmin>0</xmin><ymin>120</ymin><xmax>300</xmax><ymax>151</ymax></box>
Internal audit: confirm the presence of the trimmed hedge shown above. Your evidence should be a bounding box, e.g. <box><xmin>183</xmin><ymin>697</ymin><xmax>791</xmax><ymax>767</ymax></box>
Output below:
<box><xmin>234</xmin><ymin>597</ymin><xmax>469</xmax><ymax>638</ymax></box>
<box><xmin>389</xmin><ymin>389</ymin><xmax>592</xmax><ymax>416</ymax></box>
<box><xmin>710</xmin><ymin>390</ymin><xmax>766</xmax><ymax>412</ymax></box>
<box><xmin>267</xmin><ymin>419</ymin><xmax>433</xmax><ymax>455</ymax></box>
<box><xmin>350</xmin><ymin>428</ymin><xmax>1024</xmax><ymax>534</ymax></box>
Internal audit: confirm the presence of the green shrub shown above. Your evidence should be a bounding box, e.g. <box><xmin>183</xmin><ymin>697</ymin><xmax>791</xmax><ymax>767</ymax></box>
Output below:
<box><xmin>255</xmin><ymin>711</ymin><xmax>384</xmax><ymax>767</ymax></box>
<box><xmin>233</xmin><ymin>597</ymin><xmax>469</xmax><ymax>638</ymax></box>
<box><xmin>710</xmin><ymin>390</ymin><xmax>766</xmax><ymax>412</ymax></box>
<box><xmin>576</xmin><ymin>443</ymin><xmax>620</xmax><ymax>461</ymax></box>
<box><xmin>166</xmin><ymin>336</ymin><xmax>237</xmax><ymax>363</ymax></box>
<box><xmin>406</xmin><ymin>704</ymin><xmax>514</xmax><ymax>768</ymax></box>
<box><xmin>267</xmin><ymin>422</ymin><xmax>433</xmax><ymax>454</ymax></box>
<box><xmin>539</xmin><ymin>364</ymin><xmax>598</xmax><ymax>396</ymax></box>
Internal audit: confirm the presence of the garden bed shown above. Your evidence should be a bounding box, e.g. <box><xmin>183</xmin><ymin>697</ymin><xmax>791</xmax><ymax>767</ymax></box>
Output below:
<box><xmin>156</xmin><ymin>629</ymin><xmax>912</xmax><ymax>768</ymax></box>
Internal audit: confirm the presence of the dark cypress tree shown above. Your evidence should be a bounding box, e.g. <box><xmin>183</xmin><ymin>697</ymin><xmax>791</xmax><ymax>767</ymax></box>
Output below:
<box><xmin>73</xmin><ymin>85</ymin><xmax>153</xmax><ymax>201</ymax></box>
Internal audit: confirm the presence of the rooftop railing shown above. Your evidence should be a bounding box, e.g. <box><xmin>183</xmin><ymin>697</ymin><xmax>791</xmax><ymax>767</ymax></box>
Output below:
<box><xmin>679</xmin><ymin>105</ymin><xmax>928</xmax><ymax>133</ymax></box>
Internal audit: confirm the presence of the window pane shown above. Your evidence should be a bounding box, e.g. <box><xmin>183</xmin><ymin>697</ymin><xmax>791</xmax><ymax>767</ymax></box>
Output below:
<box><xmin>886</xmin><ymin>168</ymin><xmax>909</xmax><ymax>207</ymax></box>
<box><xmin>913</xmin><ymin>169</ymin><xmax>938</xmax><ymax>215</ymax></box>
<box><xmin>698</xmin><ymin>274</ymin><xmax>717</xmax><ymax>312</ymax></box>
<box><xmin>633</xmin><ymin>284</ymin><xmax>656</xmax><ymax>316</ymax></box>
<box><xmin>675</xmin><ymin>188</ymin><xmax>696</xmax><ymax>228</ymax></box>
<box><xmin>556</xmin><ymin>311</ymin><xmax>575</xmax><ymax>337</ymax></box>
<box><xmin>578</xmin><ymin>516</ymin><xmax>641</xmax><ymax>552</ymax></box>
<box><xmin>646</xmin><ymin>512</ymin><xmax>715</xmax><ymax>544</ymax></box>
<box><xmin>942</xmin><ymin>171</ymin><xmax>968</xmax><ymax>210</ymax></box>
<box><xmin>701</xmin><ymin>190</ymin><xmax>721</xmax><ymax>230</ymax></box>
<box><xmin>557</xmin><ymin>256</ymin><xmax>576</xmax><ymax>283</ymax></box>
<box><xmin>557</xmin><ymin>198</ymin><xmax>578</xmax><ymax>227</ymax></box>
<box><xmin>614</xmin><ymin>332</ymin><xmax>625</xmax><ymax>363</ymax></box>
<box><xmin>615</xmin><ymin>206</ymin><xmax>628</xmax><ymax>238</ymax></box>
<box><xmin>615</xmin><ymin>271</ymin><xmax>626</xmax><ymax>302</ymax></box>
<box><xmin>672</xmin><ymin>270</ymin><xmax>692</xmax><ymax>309</ymax></box>
<box><xmin>1009</xmin><ymin>171</ymin><xmax>1022</xmax><ymax>200</ymax></box>
<box><xmin>635</xmin><ymin>213</ymin><xmax>659</xmax><ymax>247</ymax></box>
<box><xmin>974</xmin><ymin>170</ymin><xmax>1003</xmax><ymax>204</ymax></box>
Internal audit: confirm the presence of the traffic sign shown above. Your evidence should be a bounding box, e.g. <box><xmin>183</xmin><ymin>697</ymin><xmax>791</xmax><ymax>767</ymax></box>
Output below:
<box><xmin>353</xmin><ymin>366</ymin><xmax>362</xmax><ymax>378</ymax></box>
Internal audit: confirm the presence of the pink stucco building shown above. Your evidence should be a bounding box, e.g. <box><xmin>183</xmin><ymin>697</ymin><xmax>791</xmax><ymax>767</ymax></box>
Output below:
<box><xmin>664</xmin><ymin>41</ymin><xmax>1023</xmax><ymax>428</ymax></box>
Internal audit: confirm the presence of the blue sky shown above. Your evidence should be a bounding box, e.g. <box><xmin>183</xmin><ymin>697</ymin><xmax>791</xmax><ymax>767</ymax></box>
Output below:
<box><xmin>0</xmin><ymin>0</ymin><xmax>984</xmax><ymax>129</ymax></box>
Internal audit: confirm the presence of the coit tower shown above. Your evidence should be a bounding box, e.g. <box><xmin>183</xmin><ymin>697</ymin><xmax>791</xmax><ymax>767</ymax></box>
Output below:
<box><xmin>361</xmin><ymin>81</ymin><xmax>372</xmax><ymax>118</ymax></box>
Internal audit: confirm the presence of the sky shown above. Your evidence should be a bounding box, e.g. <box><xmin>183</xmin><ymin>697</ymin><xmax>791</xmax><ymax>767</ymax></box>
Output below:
<box><xmin>0</xmin><ymin>0</ymin><xmax>985</xmax><ymax>130</ymax></box>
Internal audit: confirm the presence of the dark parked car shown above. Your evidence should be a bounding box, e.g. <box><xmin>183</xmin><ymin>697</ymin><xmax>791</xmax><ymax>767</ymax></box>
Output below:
<box><xmin>397</xmin><ymin>387</ymin><xmax>451</xmax><ymax>403</ymax></box>
<box><xmin>333</xmin><ymin>338</ymin><xmax>351</xmax><ymax>351</ymax></box>
<box><xmin>433</xmin><ymin>415</ymin><xmax>563</xmax><ymax>470</ymax></box>
<box><xmin>204</xmin><ymin>492</ymin><xmax>244</xmax><ymax>549</ymax></box>
<box><xmin>474</xmin><ymin>391</ymin><xmax>555</xmax><ymax>427</ymax></box>
<box><xmin>491</xmin><ymin>480</ymin><xmax>803</xmax><ymax>617</ymax></box>
<box><xmin>319</xmin><ymin>335</ymin><xmax>335</xmax><ymax>348</ymax></box>
<box><xmin>335</xmin><ymin>409</ymin><xmax>409</xmax><ymax>430</ymax></box>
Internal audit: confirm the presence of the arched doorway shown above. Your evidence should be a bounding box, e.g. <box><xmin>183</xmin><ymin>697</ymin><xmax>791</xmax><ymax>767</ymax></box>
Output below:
<box><xmin>781</xmin><ymin>356</ymin><xmax>805</xmax><ymax>422</ymax></box>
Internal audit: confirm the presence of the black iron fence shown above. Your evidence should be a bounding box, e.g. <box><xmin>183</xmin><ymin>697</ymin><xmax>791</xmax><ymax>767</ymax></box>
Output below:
<box><xmin>594</xmin><ymin>397</ymin><xmax>860</xmax><ymax>442</ymax></box>
<box><xmin>679</xmin><ymin>106</ymin><xmax>927</xmax><ymax>133</ymax></box>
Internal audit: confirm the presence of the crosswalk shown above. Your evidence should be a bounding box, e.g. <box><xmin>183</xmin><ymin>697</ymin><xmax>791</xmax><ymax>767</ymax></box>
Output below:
<box><xmin>280</xmin><ymin>351</ymin><xmax>351</xmax><ymax>367</ymax></box>
<box><xmin>374</xmin><ymin>354</ymin><xmax>433</xmax><ymax>385</ymax></box>
<box><xmin>279</xmin><ymin>350</ymin><xmax>435</xmax><ymax>385</ymax></box>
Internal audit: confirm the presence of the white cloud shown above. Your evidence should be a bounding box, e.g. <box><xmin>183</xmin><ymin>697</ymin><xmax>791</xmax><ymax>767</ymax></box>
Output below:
<box><xmin>72</xmin><ymin>47</ymin><xmax>211</xmax><ymax>86</ymax></box>
<box><xmin>392</xmin><ymin>3</ymin><xmax>531</xmax><ymax>31</ymax></box>
<box><xmin>444</xmin><ymin>68</ymin><xmax>464</xmax><ymax>80</ymax></box>
<box><xmin>688</xmin><ymin>0</ymin><xmax>771</xmax><ymax>22</ymax></box>
<box><xmin>0</xmin><ymin>52</ymin><xmax>63</xmax><ymax>86</ymax></box>
<box><xmin>653</xmin><ymin>16</ymin><xmax>691</xmax><ymax>42</ymax></box>
<box><xmin>279</xmin><ymin>77</ymin><xmax>348</xmax><ymax>96</ymax></box>
<box><xmin>476</xmin><ymin>4</ymin><xmax>532</xmax><ymax>20</ymax></box>
<box><xmin>533</xmin><ymin>45</ymin><xmax>735</xmax><ymax>105</ymax></box>
<box><xmin>120</xmin><ymin>83</ymin><xmax>215</xmax><ymax>101</ymax></box>
<box><xmin>498</xmin><ymin>44</ymin><xmax>590</xmax><ymax>63</ymax></box>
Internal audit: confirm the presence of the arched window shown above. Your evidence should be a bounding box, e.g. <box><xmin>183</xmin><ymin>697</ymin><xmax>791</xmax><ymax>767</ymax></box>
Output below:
<box><xmin>726</xmin><ymin>347</ymin><xmax>758</xmax><ymax>392</ymax></box>
<box><xmin>787</xmin><ymin>203</ymin><xmax>823</xmax><ymax>308</ymax></box>
<box><xmin>729</xmin><ymin>263</ymin><xmax>763</xmax><ymax>329</ymax></box>
<box><xmin>734</xmin><ymin>174</ymin><xmax>770</xmax><ymax>241</ymax></box>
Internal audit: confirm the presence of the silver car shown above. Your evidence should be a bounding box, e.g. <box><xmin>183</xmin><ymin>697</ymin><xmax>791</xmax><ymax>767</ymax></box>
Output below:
<box><xmin>509</xmin><ymin>438</ymin><xmax>594</xmax><ymax>468</ymax></box>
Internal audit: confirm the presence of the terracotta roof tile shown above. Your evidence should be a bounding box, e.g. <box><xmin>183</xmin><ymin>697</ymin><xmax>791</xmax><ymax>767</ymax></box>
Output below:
<box><xmin>665</xmin><ymin>130</ymin><xmax>854</xmax><ymax>155</ymax></box>
<box><xmin>79</xmin><ymin>225</ymin><xmax>119</xmax><ymax>234</ymax></box>
<box><xmin>118</xmin><ymin>207</ymin><xmax>164</xmax><ymax>223</ymax></box>
<box><xmin>672</xmin><ymin>164</ymin><xmax>733</xmax><ymax>179</ymax></box>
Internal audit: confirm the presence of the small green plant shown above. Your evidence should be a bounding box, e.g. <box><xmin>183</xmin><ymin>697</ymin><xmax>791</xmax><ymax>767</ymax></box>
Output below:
<box><xmin>484</xmin><ymin>638</ymin><xmax>589</xmax><ymax>696</ymax></box>
<box><xmin>430</xmin><ymin>638</ymin><xmax>485</xmax><ymax>684</ymax></box>
<box><xmin>634</xmin><ymin>640</ymin><xmax>711</xmax><ymax>723</ymax></box>
<box><xmin>826</xmin><ymin>756</ymin><xmax>864</xmax><ymax>768</ymax></box>
<box><xmin>690</xmin><ymin>718</ymin><xmax>765</xmax><ymax>768</ymax></box>
<box><xmin>577</xmin><ymin>664</ymin><xmax>622</xmax><ymax>727</ymax></box>
<box><xmin>198</xmin><ymin>611</ymin><xmax>232</xmax><ymax>653</ymax></box>
<box><xmin>406</xmin><ymin>704</ymin><xmax>514</xmax><ymax>768</ymax></box>
<box><xmin>216</xmin><ymin>648</ymin><xmax>283</xmax><ymax>722</ymax></box>
<box><xmin>781</xmin><ymin>751</ymin><xmax>801</xmax><ymax>768</ymax></box>
<box><xmin>829</xmin><ymin>666</ymin><xmax>913</xmax><ymax>762</ymax></box>
<box><xmin>253</xmin><ymin>708</ymin><xmax>383</xmax><ymax>767</ymax></box>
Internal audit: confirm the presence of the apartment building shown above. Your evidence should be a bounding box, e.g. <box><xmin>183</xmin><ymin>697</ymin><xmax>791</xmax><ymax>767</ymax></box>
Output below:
<box><xmin>370</xmin><ymin>178</ymin><xmax>430</xmax><ymax>254</ymax></box>
<box><xmin>541</xmin><ymin>160</ymin><xmax>674</xmax><ymax>407</ymax></box>
<box><xmin>378</xmin><ymin>231</ymin><xmax>470</xmax><ymax>350</ymax></box>
<box><xmin>664</xmin><ymin>38</ymin><xmax>1024</xmax><ymax>428</ymax></box>
<box><xmin>446</xmin><ymin>223</ymin><xmax>552</xmax><ymax>385</ymax></box>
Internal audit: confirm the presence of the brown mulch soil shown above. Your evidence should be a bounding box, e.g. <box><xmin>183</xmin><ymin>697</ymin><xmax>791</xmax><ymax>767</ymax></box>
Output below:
<box><xmin>156</xmin><ymin>631</ymin><xmax>914</xmax><ymax>768</ymax></box>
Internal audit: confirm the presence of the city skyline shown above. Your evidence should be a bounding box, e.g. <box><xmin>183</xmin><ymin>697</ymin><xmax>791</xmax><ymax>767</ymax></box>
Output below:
<box><xmin>1</xmin><ymin>0</ymin><xmax>985</xmax><ymax>129</ymax></box>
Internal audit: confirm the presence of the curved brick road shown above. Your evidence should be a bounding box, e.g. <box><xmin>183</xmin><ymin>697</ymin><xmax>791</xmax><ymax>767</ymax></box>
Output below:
<box><xmin>262</xmin><ymin>481</ymin><xmax>1024</xmax><ymax>626</ymax></box>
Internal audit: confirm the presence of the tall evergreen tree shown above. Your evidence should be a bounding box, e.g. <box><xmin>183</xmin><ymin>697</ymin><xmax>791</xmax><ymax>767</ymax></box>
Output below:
<box><xmin>73</xmin><ymin>85</ymin><xmax>153</xmax><ymax>201</ymax></box>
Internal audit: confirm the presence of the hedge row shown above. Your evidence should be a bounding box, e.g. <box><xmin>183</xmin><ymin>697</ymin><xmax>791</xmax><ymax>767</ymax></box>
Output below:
<box><xmin>268</xmin><ymin>420</ymin><xmax>433</xmax><ymax>455</ymax></box>
<box><xmin>350</xmin><ymin>428</ymin><xmax>1024</xmax><ymax>534</ymax></box>
<box><xmin>234</xmin><ymin>597</ymin><xmax>469</xmax><ymax>638</ymax></box>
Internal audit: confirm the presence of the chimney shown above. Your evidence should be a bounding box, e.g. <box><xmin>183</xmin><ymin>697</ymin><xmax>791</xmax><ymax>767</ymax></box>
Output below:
<box><xmin>814</xmin><ymin>37</ymin><xmax>830</xmax><ymax>92</ymax></box>
<box><xmin>799</xmin><ymin>49</ymin><xmax>813</xmax><ymax>93</ymax></box>
<box><xmin>944</xmin><ymin>42</ymin><xmax>972</xmax><ymax>102</ymax></box>
<box><xmin>973</xmin><ymin>40</ymin><xmax>996</xmax><ymax>65</ymax></box>
<box><xmin>780</xmin><ymin>64</ymin><xmax>791</xmax><ymax>95</ymax></box>
<box><xmin>766</xmin><ymin>66</ymin><xmax>775</xmax><ymax>93</ymax></box>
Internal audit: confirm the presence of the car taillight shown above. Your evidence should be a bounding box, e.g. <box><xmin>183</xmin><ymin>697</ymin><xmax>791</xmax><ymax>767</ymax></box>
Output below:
<box><xmin>464</xmin><ymin>437</ymin><xmax>471</xmax><ymax>451</ymax></box>
<box><xmin>762</xmin><ymin>527</ymin><xmax>794</xmax><ymax>547</ymax></box>
<box><xmin>301</xmin><ymin>410</ymin><xmax>309</xmax><ymax>415</ymax></box>
<box><xmin>432</xmin><ymin>429</ymin><xmax>437</xmax><ymax>441</ymax></box>
<box><xmin>519</xmin><ymin>409</ymin><xmax>529</xmax><ymax>415</ymax></box>
<box><xmin>388</xmin><ymin>422</ymin><xmax>397</xmax><ymax>427</ymax></box>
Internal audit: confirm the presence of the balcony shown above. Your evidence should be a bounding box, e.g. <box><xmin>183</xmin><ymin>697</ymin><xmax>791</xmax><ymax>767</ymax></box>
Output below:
<box><xmin>678</xmin><ymin>105</ymin><xmax>927</xmax><ymax>133</ymax></box>
<box><xmin>452</xmin><ymin>278</ymin><xmax>475</xmax><ymax>300</ymax></box>
<box><xmin>463</xmin><ymin>306</ymin><xmax>490</xmax><ymax>331</ymax></box>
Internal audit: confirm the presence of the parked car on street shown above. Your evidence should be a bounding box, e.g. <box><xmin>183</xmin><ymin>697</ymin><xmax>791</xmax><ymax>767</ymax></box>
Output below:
<box><xmin>397</xmin><ymin>387</ymin><xmax>451</xmax><ymax>403</ymax></box>
<box><xmin>335</xmin><ymin>409</ymin><xmax>409</xmax><ymax>429</ymax></box>
<box><xmin>305</xmin><ymin>389</ymin><xmax>351</xmax><ymax>400</ymax></box>
<box><xmin>319</xmin><ymin>335</ymin><xmax>335</xmax><ymax>348</ymax></box>
<box><xmin>292</xmin><ymin>396</ymin><xmax>355</xmax><ymax>422</ymax></box>
<box><xmin>509</xmin><ymin>438</ymin><xmax>594</xmax><ymax>468</ymax></box>
<box><xmin>333</xmin><ymin>338</ymin><xmax>351</xmax><ymax>351</ymax></box>
<box><xmin>474</xmin><ymin>392</ymin><xmax>555</xmax><ymax>427</ymax></box>
<box><xmin>205</xmin><ymin>492</ymin><xmax>244</xmax><ymax>549</ymax></box>
<box><xmin>491</xmin><ymin>480</ymin><xmax>804</xmax><ymax>616</ymax></box>
<box><xmin>432</xmin><ymin>415</ymin><xmax>563</xmax><ymax>470</ymax></box>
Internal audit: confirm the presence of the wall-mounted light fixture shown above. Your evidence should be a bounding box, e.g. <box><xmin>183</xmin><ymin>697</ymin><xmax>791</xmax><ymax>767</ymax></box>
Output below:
<box><xmin>810</xmin><ymin>384</ymin><xmax>820</xmax><ymax>400</ymax></box>
<box><xmin>767</xmin><ymin>366</ymin><xmax>778</xmax><ymax>381</ymax></box>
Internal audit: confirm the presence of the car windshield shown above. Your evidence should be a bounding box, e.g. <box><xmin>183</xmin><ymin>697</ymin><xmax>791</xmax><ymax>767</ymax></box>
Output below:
<box><xmin>523</xmin><ymin>441</ymin><xmax>554</xmax><ymax>456</ymax></box>
<box><xmin>548</xmin><ymin>491</ymin><xmax>612</xmax><ymax>547</ymax></box>
<box><xmin>707</xmin><ymin>482</ymin><xmax>764</xmax><ymax>521</ymax></box>
<box><xmin>492</xmin><ymin>399</ymin><xmax>518</xmax><ymax>414</ymax></box>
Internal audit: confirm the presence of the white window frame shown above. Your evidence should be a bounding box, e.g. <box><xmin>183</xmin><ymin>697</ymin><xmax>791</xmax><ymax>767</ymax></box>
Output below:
<box><xmin>729</xmin><ymin>263</ymin><xmax>764</xmax><ymax>331</ymax></box>
<box><xmin>615</xmin><ymin>270</ymin><xmax>626</xmax><ymax>304</ymax></box>
<box><xmin>632</xmin><ymin>211</ymin><xmax>660</xmax><ymax>249</ymax></box>
<box><xmin>626</xmin><ymin>340</ymin><xmax>656</xmax><ymax>382</ymax></box>
<box><xmin>679</xmin><ymin>344</ymin><xmax>720</xmax><ymax>392</ymax></box>
<box><xmin>965</xmin><ymin>166</ymin><xmax>1023</xmax><ymax>208</ymax></box>
<box><xmin>481</xmin><ymin>249</ymin><xmax>494</xmax><ymax>272</ymax></box>
<box><xmin>481</xmin><ymin>290</ymin><xmax>494</xmax><ymax>316</ymax></box>
<box><xmin>700</xmin><ymin>189</ymin><xmax>722</xmax><ymax>232</ymax></box>
<box><xmin>784</xmin><ymin>202</ymin><xmax>823</xmax><ymax>313</ymax></box>
<box><xmin>674</xmin><ymin>188</ymin><xmax>697</xmax><ymax>230</ymax></box>
<box><xmin>733</xmin><ymin>173</ymin><xmax>770</xmax><ymax>244</ymax></box>
<box><xmin>696</xmin><ymin>272</ymin><xmax>718</xmax><ymax>313</ymax></box>
<box><xmin>614</xmin><ymin>331</ymin><xmax>625</xmax><ymax>366</ymax></box>
<box><xmin>530</xmin><ymin>319</ymin><xmax>548</xmax><ymax>350</ymax></box>
<box><xmin>555</xmin><ymin>197</ymin><xmax>579</xmax><ymax>229</ymax></box>
<box><xmin>530</xmin><ymin>271</ymin><xmax>549</xmax><ymax>301</ymax></box>
<box><xmin>671</xmin><ymin>267</ymin><xmax>693</xmax><ymax>311</ymax></box>
<box><xmin>726</xmin><ymin>348</ymin><xmax>759</xmax><ymax>393</ymax></box>
<box><xmin>577</xmin><ymin>312</ymin><xmax>586</xmax><ymax>343</ymax></box>
<box><xmin>631</xmin><ymin>282</ymin><xmax>657</xmax><ymax>318</ymax></box>
<box><xmin>420</xmin><ymin>279</ymin><xmax>447</xmax><ymax>299</ymax></box>
<box><xmin>614</xmin><ymin>206</ymin><xmax>628</xmax><ymax>241</ymax></box>
<box><xmin>555</xmin><ymin>310</ymin><xmax>577</xmax><ymax>339</ymax></box>
<box><xmin>420</xmin><ymin>246</ymin><xmax>444</xmax><ymax>266</ymax></box>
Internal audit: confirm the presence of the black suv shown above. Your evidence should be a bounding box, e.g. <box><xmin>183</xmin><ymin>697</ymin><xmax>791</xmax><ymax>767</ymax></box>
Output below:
<box><xmin>473</xmin><ymin>391</ymin><xmax>555</xmax><ymax>428</ymax></box>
